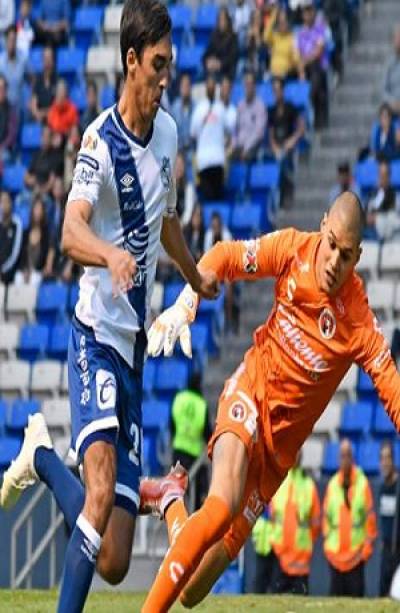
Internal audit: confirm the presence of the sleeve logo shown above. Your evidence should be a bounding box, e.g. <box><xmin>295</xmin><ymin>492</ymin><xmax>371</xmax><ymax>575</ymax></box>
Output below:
<box><xmin>243</xmin><ymin>239</ymin><xmax>260</xmax><ymax>273</ymax></box>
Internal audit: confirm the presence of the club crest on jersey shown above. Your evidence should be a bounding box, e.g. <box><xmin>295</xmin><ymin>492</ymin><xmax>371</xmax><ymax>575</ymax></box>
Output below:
<box><xmin>243</xmin><ymin>239</ymin><xmax>260</xmax><ymax>273</ymax></box>
<box><xmin>319</xmin><ymin>307</ymin><xmax>336</xmax><ymax>340</ymax></box>
<box><xmin>161</xmin><ymin>156</ymin><xmax>171</xmax><ymax>188</ymax></box>
<box><xmin>82</xmin><ymin>134</ymin><xmax>97</xmax><ymax>151</ymax></box>
<box><xmin>229</xmin><ymin>402</ymin><xmax>247</xmax><ymax>423</ymax></box>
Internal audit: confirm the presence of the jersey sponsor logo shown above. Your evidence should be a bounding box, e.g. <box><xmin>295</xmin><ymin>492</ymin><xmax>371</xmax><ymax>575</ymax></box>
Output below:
<box><xmin>229</xmin><ymin>401</ymin><xmax>247</xmax><ymax>422</ymax></box>
<box><xmin>169</xmin><ymin>561</ymin><xmax>184</xmax><ymax>584</ymax></box>
<box><xmin>161</xmin><ymin>156</ymin><xmax>171</xmax><ymax>188</ymax></box>
<box><xmin>77</xmin><ymin>153</ymin><xmax>99</xmax><ymax>171</ymax></box>
<box><xmin>319</xmin><ymin>308</ymin><xmax>336</xmax><ymax>340</ymax></box>
<box><xmin>243</xmin><ymin>239</ymin><xmax>260</xmax><ymax>273</ymax></box>
<box><xmin>243</xmin><ymin>489</ymin><xmax>264</xmax><ymax>525</ymax></box>
<box><xmin>277</xmin><ymin>304</ymin><xmax>328</xmax><ymax>373</ymax></box>
<box><xmin>120</xmin><ymin>172</ymin><xmax>135</xmax><ymax>193</ymax></box>
<box><xmin>96</xmin><ymin>369</ymin><xmax>117</xmax><ymax>410</ymax></box>
<box><xmin>123</xmin><ymin>199</ymin><xmax>143</xmax><ymax>212</ymax></box>
<box><xmin>82</xmin><ymin>133</ymin><xmax>98</xmax><ymax>150</ymax></box>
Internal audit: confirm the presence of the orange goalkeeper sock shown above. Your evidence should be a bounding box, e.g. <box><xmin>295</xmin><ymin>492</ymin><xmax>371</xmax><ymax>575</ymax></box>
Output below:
<box><xmin>141</xmin><ymin>495</ymin><xmax>231</xmax><ymax>613</ymax></box>
<box><xmin>165</xmin><ymin>498</ymin><xmax>188</xmax><ymax>546</ymax></box>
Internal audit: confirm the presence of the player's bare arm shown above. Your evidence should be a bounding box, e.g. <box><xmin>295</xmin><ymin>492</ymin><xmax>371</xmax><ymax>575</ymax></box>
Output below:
<box><xmin>62</xmin><ymin>198</ymin><xmax>137</xmax><ymax>296</ymax></box>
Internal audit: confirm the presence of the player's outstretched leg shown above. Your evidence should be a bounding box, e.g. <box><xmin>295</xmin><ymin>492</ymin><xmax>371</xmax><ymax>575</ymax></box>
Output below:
<box><xmin>141</xmin><ymin>433</ymin><xmax>248</xmax><ymax>613</ymax></box>
<box><xmin>0</xmin><ymin>413</ymin><xmax>84</xmax><ymax>529</ymax></box>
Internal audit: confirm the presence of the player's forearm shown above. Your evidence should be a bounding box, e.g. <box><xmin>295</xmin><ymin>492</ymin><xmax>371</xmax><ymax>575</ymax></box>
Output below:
<box><xmin>62</xmin><ymin>216</ymin><xmax>116</xmax><ymax>267</ymax></box>
<box><xmin>161</xmin><ymin>213</ymin><xmax>202</xmax><ymax>291</ymax></box>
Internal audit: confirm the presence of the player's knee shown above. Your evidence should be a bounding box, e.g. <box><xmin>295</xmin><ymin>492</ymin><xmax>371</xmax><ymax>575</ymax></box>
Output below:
<box><xmin>97</xmin><ymin>547</ymin><xmax>130</xmax><ymax>585</ymax></box>
<box><xmin>101</xmin><ymin>560</ymin><xmax>130</xmax><ymax>586</ymax></box>
<box><xmin>179</xmin><ymin>590</ymin><xmax>197</xmax><ymax>609</ymax></box>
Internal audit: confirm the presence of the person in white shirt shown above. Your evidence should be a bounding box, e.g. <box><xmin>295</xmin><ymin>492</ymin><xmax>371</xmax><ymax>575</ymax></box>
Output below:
<box><xmin>191</xmin><ymin>74</ymin><xmax>230</xmax><ymax>200</ymax></box>
<box><xmin>0</xmin><ymin>0</ymin><xmax>14</xmax><ymax>42</ymax></box>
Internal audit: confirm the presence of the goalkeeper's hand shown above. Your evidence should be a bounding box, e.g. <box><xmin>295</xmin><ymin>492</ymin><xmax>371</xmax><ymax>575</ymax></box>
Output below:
<box><xmin>147</xmin><ymin>303</ymin><xmax>193</xmax><ymax>358</ymax></box>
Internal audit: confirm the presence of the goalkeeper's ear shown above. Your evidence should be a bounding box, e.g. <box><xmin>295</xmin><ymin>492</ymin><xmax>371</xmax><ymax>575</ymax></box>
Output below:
<box><xmin>179</xmin><ymin>324</ymin><xmax>192</xmax><ymax>358</ymax></box>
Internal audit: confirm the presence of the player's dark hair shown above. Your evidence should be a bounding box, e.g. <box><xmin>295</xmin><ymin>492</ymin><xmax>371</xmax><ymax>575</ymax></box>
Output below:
<box><xmin>120</xmin><ymin>0</ymin><xmax>171</xmax><ymax>78</ymax></box>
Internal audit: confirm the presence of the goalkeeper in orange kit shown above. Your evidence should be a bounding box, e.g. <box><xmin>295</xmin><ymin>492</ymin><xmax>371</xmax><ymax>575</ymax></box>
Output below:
<box><xmin>141</xmin><ymin>192</ymin><xmax>400</xmax><ymax>612</ymax></box>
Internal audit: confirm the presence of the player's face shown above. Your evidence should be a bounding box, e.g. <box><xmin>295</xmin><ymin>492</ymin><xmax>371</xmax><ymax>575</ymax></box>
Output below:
<box><xmin>128</xmin><ymin>35</ymin><xmax>172</xmax><ymax>121</ymax></box>
<box><xmin>380</xmin><ymin>447</ymin><xmax>394</xmax><ymax>480</ymax></box>
<box><xmin>317</xmin><ymin>212</ymin><xmax>361</xmax><ymax>296</ymax></box>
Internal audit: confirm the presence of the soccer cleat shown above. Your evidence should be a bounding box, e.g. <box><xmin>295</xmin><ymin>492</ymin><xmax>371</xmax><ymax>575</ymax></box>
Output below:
<box><xmin>139</xmin><ymin>461</ymin><xmax>188</xmax><ymax>519</ymax></box>
<box><xmin>0</xmin><ymin>413</ymin><xmax>52</xmax><ymax>509</ymax></box>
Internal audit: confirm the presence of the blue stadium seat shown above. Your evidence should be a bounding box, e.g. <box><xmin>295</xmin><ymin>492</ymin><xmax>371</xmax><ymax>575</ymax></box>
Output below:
<box><xmin>257</xmin><ymin>81</ymin><xmax>275</xmax><ymax>108</ymax></box>
<box><xmin>6</xmin><ymin>399</ymin><xmax>40</xmax><ymax>432</ymax></box>
<box><xmin>339</xmin><ymin>400</ymin><xmax>373</xmax><ymax>438</ymax></box>
<box><xmin>374</xmin><ymin>402</ymin><xmax>396</xmax><ymax>438</ymax></box>
<box><xmin>68</xmin><ymin>284</ymin><xmax>80</xmax><ymax>315</ymax></box>
<box><xmin>0</xmin><ymin>399</ymin><xmax>7</xmax><ymax>435</ymax></box>
<box><xmin>48</xmin><ymin>323</ymin><xmax>70</xmax><ymax>361</ymax></box>
<box><xmin>20</xmin><ymin>123</ymin><xmax>42</xmax><ymax>166</ymax></box>
<box><xmin>177</xmin><ymin>45</ymin><xmax>204</xmax><ymax>81</ymax></box>
<box><xmin>169</xmin><ymin>4</ymin><xmax>192</xmax><ymax>50</ymax></box>
<box><xmin>18</xmin><ymin>323</ymin><xmax>49</xmax><ymax>362</ymax></box>
<box><xmin>193</xmin><ymin>4</ymin><xmax>218</xmax><ymax>47</ymax></box>
<box><xmin>2</xmin><ymin>164</ymin><xmax>26</xmax><ymax>195</ymax></box>
<box><xmin>322</xmin><ymin>441</ymin><xmax>340</xmax><ymax>475</ymax></box>
<box><xmin>231</xmin><ymin>203</ymin><xmax>262</xmax><ymax>239</ymax></box>
<box><xmin>191</xmin><ymin>323</ymin><xmax>208</xmax><ymax>356</ymax></box>
<box><xmin>155</xmin><ymin>359</ymin><xmax>189</xmax><ymax>398</ymax></box>
<box><xmin>163</xmin><ymin>281</ymin><xmax>185</xmax><ymax>309</ymax></box>
<box><xmin>74</xmin><ymin>7</ymin><xmax>104</xmax><ymax>51</ymax></box>
<box><xmin>231</xmin><ymin>81</ymin><xmax>244</xmax><ymax>105</ymax></box>
<box><xmin>394</xmin><ymin>441</ymin><xmax>400</xmax><ymax>470</ymax></box>
<box><xmin>225</xmin><ymin>162</ymin><xmax>249</xmax><ymax>199</ymax></box>
<box><xmin>143</xmin><ymin>360</ymin><xmax>156</xmax><ymax>398</ymax></box>
<box><xmin>142</xmin><ymin>399</ymin><xmax>170</xmax><ymax>474</ymax></box>
<box><xmin>101</xmin><ymin>84</ymin><xmax>116</xmax><ymax>110</ymax></box>
<box><xmin>36</xmin><ymin>282</ymin><xmax>68</xmax><ymax>326</ymax></box>
<box><xmin>354</xmin><ymin>159</ymin><xmax>378</xmax><ymax>192</ymax></box>
<box><xmin>202</xmin><ymin>202</ymin><xmax>231</xmax><ymax>228</ymax></box>
<box><xmin>212</xmin><ymin>566</ymin><xmax>243</xmax><ymax>594</ymax></box>
<box><xmin>28</xmin><ymin>46</ymin><xmax>44</xmax><ymax>75</ymax></box>
<box><xmin>14</xmin><ymin>198</ymin><xmax>31</xmax><ymax>231</ymax></box>
<box><xmin>142</xmin><ymin>434</ymin><xmax>151</xmax><ymax>475</ymax></box>
<box><xmin>357</xmin><ymin>369</ymin><xmax>377</xmax><ymax>403</ymax></box>
<box><xmin>0</xmin><ymin>436</ymin><xmax>22</xmax><ymax>471</ymax></box>
<box><xmin>358</xmin><ymin>439</ymin><xmax>380</xmax><ymax>476</ymax></box>
<box><xmin>284</xmin><ymin>80</ymin><xmax>311</xmax><ymax>110</ymax></box>
<box><xmin>249</xmin><ymin>163</ymin><xmax>280</xmax><ymax>205</ymax></box>
<box><xmin>70</xmin><ymin>84</ymin><xmax>87</xmax><ymax>113</ymax></box>
<box><xmin>57</xmin><ymin>47</ymin><xmax>86</xmax><ymax>88</ymax></box>
<box><xmin>390</xmin><ymin>160</ymin><xmax>400</xmax><ymax>190</ymax></box>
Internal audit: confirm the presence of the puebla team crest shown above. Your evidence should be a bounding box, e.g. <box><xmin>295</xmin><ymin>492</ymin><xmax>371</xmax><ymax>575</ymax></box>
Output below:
<box><xmin>319</xmin><ymin>307</ymin><xmax>336</xmax><ymax>340</ymax></box>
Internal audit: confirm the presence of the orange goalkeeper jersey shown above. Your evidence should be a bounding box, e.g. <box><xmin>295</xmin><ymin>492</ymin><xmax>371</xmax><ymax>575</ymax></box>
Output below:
<box><xmin>198</xmin><ymin>228</ymin><xmax>400</xmax><ymax>470</ymax></box>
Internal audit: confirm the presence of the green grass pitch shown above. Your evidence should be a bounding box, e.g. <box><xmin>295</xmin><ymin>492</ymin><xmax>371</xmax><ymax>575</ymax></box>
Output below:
<box><xmin>1</xmin><ymin>591</ymin><xmax>399</xmax><ymax>612</ymax></box>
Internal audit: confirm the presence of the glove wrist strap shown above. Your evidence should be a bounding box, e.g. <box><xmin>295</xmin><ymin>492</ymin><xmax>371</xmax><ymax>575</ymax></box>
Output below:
<box><xmin>176</xmin><ymin>284</ymin><xmax>199</xmax><ymax>323</ymax></box>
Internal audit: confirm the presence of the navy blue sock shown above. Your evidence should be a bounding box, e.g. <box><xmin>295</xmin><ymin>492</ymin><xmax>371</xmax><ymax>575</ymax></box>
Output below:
<box><xmin>58</xmin><ymin>513</ymin><xmax>101</xmax><ymax>613</ymax></box>
<box><xmin>34</xmin><ymin>447</ymin><xmax>84</xmax><ymax>532</ymax></box>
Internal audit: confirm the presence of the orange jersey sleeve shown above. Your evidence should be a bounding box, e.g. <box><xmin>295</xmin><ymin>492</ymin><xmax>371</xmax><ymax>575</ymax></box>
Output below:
<box><xmin>350</xmin><ymin>291</ymin><xmax>400</xmax><ymax>433</ymax></box>
<box><xmin>197</xmin><ymin>228</ymin><xmax>298</xmax><ymax>283</ymax></box>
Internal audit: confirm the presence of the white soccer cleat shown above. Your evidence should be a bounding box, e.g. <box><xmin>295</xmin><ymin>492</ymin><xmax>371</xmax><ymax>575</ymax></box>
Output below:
<box><xmin>0</xmin><ymin>413</ymin><xmax>52</xmax><ymax>509</ymax></box>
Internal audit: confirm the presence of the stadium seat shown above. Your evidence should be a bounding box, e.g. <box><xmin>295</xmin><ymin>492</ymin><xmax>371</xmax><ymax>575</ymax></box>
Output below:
<box><xmin>231</xmin><ymin>203</ymin><xmax>262</xmax><ymax>239</ymax></box>
<box><xmin>101</xmin><ymin>84</ymin><xmax>116</xmax><ymax>110</ymax></box>
<box><xmin>193</xmin><ymin>4</ymin><xmax>218</xmax><ymax>47</ymax></box>
<box><xmin>169</xmin><ymin>4</ymin><xmax>192</xmax><ymax>50</ymax></box>
<box><xmin>30</xmin><ymin>360</ymin><xmax>63</xmax><ymax>398</ymax></box>
<box><xmin>103</xmin><ymin>5</ymin><xmax>123</xmax><ymax>47</ymax></box>
<box><xmin>358</xmin><ymin>439</ymin><xmax>380</xmax><ymax>476</ymax></box>
<box><xmin>357</xmin><ymin>369</ymin><xmax>377</xmax><ymax>403</ymax></box>
<box><xmin>20</xmin><ymin>122</ymin><xmax>42</xmax><ymax>165</ymax></box>
<box><xmin>322</xmin><ymin>441</ymin><xmax>340</xmax><ymax>475</ymax></box>
<box><xmin>2</xmin><ymin>164</ymin><xmax>26</xmax><ymax>195</ymax></box>
<box><xmin>142</xmin><ymin>399</ymin><xmax>170</xmax><ymax>474</ymax></box>
<box><xmin>6</xmin><ymin>398</ymin><xmax>40</xmax><ymax>432</ymax></box>
<box><xmin>0</xmin><ymin>436</ymin><xmax>22</xmax><ymax>471</ymax></box>
<box><xmin>41</xmin><ymin>398</ymin><xmax>70</xmax><ymax>434</ymax></box>
<box><xmin>354</xmin><ymin>159</ymin><xmax>378</xmax><ymax>192</ymax></box>
<box><xmin>36</xmin><ymin>282</ymin><xmax>68</xmax><ymax>325</ymax></box>
<box><xmin>380</xmin><ymin>242</ymin><xmax>400</xmax><ymax>278</ymax></box>
<box><xmin>301</xmin><ymin>437</ymin><xmax>324</xmax><ymax>473</ymax></box>
<box><xmin>374</xmin><ymin>402</ymin><xmax>396</xmax><ymax>438</ymax></box>
<box><xmin>56</xmin><ymin>47</ymin><xmax>86</xmax><ymax>88</ymax></box>
<box><xmin>143</xmin><ymin>360</ymin><xmax>156</xmax><ymax>398</ymax></box>
<box><xmin>0</xmin><ymin>399</ymin><xmax>7</xmax><ymax>435</ymax></box>
<box><xmin>177</xmin><ymin>45</ymin><xmax>204</xmax><ymax>81</ymax></box>
<box><xmin>6</xmin><ymin>283</ymin><xmax>38</xmax><ymax>323</ymax></box>
<box><xmin>70</xmin><ymin>84</ymin><xmax>87</xmax><ymax>113</ymax></box>
<box><xmin>13</xmin><ymin>198</ymin><xmax>31</xmax><ymax>231</ymax></box>
<box><xmin>86</xmin><ymin>46</ymin><xmax>118</xmax><ymax>88</ymax></box>
<box><xmin>18</xmin><ymin>323</ymin><xmax>49</xmax><ymax>362</ymax></box>
<box><xmin>202</xmin><ymin>202</ymin><xmax>231</xmax><ymax>228</ymax></box>
<box><xmin>356</xmin><ymin>241</ymin><xmax>379</xmax><ymax>280</ymax></box>
<box><xmin>0</xmin><ymin>359</ymin><xmax>30</xmax><ymax>397</ymax></box>
<box><xmin>0</xmin><ymin>322</ymin><xmax>19</xmax><ymax>358</ymax></box>
<box><xmin>230</xmin><ymin>81</ymin><xmax>244</xmax><ymax>105</ymax></box>
<box><xmin>367</xmin><ymin>280</ymin><xmax>395</xmax><ymax>320</ymax></box>
<box><xmin>47</xmin><ymin>323</ymin><xmax>70</xmax><ymax>361</ymax></box>
<box><xmin>249</xmin><ymin>163</ymin><xmax>280</xmax><ymax>205</ymax></box>
<box><xmin>390</xmin><ymin>160</ymin><xmax>400</xmax><ymax>190</ymax></box>
<box><xmin>284</xmin><ymin>80</ymin><xmax>311</xmax><ymax>110</ymax></box>
<box><xmin>155</xmin><ymin>359</ymin><xmax>189</xmax><ymax>398</ymax></box>
<box><xmin>313</xmin><ymin>397</ymin><xmax>341</xmax><ymax>439</ymax></box>
<box><xmin>339</xmin><ymin>400</ymin><xmax>373</xmax><ymax>438</ymax></box>
<box><xmin>163</xmin><ymin>281</ymin><xmax>185</xmax><ymax>309</ymax></box>
<box><xmin>212</xmin><ymin>567</ymin><xmax>243</xmax><ymax>594</ymax></box>
<box><xmin>74</xmin><ymin>7</ymin><xmax>104</xmax><ymax>51</ymax></box>
<box><xmin>225</xmin><ymin>162</ymin><xmax>249</xmax><ymax>199</ymax></box>
<box><xmin>191</xmin><ymin>322</ymin><xmax>208</xmax><ymax>356</ymax></box>
<box><xmin>257</xmin><ymin>81</ymin><xmax>275</xmax><ymax>108</ymax></box>
<box><xmin>27</xmin><ymin>46</ymin><xmax>43</xmax><ymax>75</ymax></box>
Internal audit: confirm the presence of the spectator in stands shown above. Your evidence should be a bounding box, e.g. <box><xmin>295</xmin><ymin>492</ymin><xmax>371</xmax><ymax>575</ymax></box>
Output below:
<box><xmin>203</xmin><ymin>6</ymin><xmax>239</xmax><ymax>81</ymax></box>
<box><xmin>175</xmin><ymin>151</ymin><xmax>195</xmax><ymax>225</ymax></box>
<box><xmin>48</xmin><ymin>79</ymin><xmax>79</xmax><ymax>138</ymax></box>
<box><xmin>0</xmin><ymin>190</ymin><xmax>23</xmax><ymax>285</ymax></box>
<box><xmin>287</xmin><ymin>0</ymin><xmax>304</xmax><ymax>26</ymax></box>
<box><xmin>190</xmin><ymin>74</ymin><xmax>227</xmax><ymax>200</ymax></box>
<box><xmin>264</xmin><ymin>7</ymin><xmax>303</xmax><ymax>80</ymax></box>
<box><xmin>0</xmin><ymin>0</ymin><xmax>14</xmax><ymax>43</ymax></box>
<box><xmin>80</xmin><ymin>80</ymin><xmax>99</xmax><ymax>133</ymax></box>
<box><xmin>366</xmin><ymin>160</ymin><xmax>400</xmax><ymax>241</ymax></box>
<box><xmin>379</xmin><ymin>441</ymin><xmax>400</xmax><ymax>597</ymax></box>
<box><xmin>383</xmin><ymin>25</ymin><xmax>400</xmax><ymax>116</ymax></box>
<box><xmin>34</xmin><ymin>0</ymin><xmax>70</xmax><ymax>48</ymax></box>
<box><xmin>47</xmin><ymin>175</ymin><xmax>66</xmax><ymax>238</ymax></box>
<box><xmin>329</xmin><ymin>161</ymin><xmax>361</xmax><ymax>204</ymax></box>
<box><xmin>219</xmin><ymin>76</ymin><xmax>237</xmax><ymax>137</ymax></box>
<box><xmin>323</xmin><ymin>0</ymin><xmax>346</xmax><ymax>83</ymax></box>
<box><xmin>269</xmin><ymin>77</ymin><xmax>305</xmax><ymax>207</ymax></box>
<box><xmin>171</xmin><ymin>73</ymin><xmax>194</xmax><ymax>155</ymax></box>
<box><xmin>245</xmin><ymin>6</ymin><xmax>266</xmax><ymax>78</ymax></box>
<box><xmin>296</xmin><ymin>0</ymin><xmax>330</xmax><ymax>129</ymax></box>
<box><xmin>370</xmin><ymin>103</ymin><xmax>400</xmax><ymax>162</ymax></box>
<box><xmin>0</xmin><ymin>25</ymin><xmax>26</xmax><ymax>112</ymax></box>
<box><xmin>232</xmin><ymin>0</ymin><xmax>252</xmax><ymax>55</ymax></box>
<box><xmin>16</xmin><ymin>0</ymin><xmax>35</xmax><ymax>61</ymax></box>
<box><xmin>25</xmin><ymin>125</ymin><xmax>58</xmax><ymax>196</ymax></box>
<box><xmin>0</xmin><ymin>76</ymin><xmax>17</xmax><ymax>163</ymax></box>
<box><xmin>183</xmin><ymin>204</ymin><xmax>205</xmax><ymax>263</ymax></box>
<box><xmin>270</xmin><ymin>451</ymin><xmax>320</xmax><ymax>595</ymax></box>
<box><xmin>252</xmin><ymin>508</ymin><xmax>278</xmax><ymax>593</ymax></box>
<box><xmin>204</xmin><ymin>211</ymin><xmax>232</xmax><ymax>253</ymax></box>
<box><xmin>171</xmin><ymin>372</ymin><xmax>211</xmax><ymax>509</ymax></box>
<box><xmin>323</xmin><ymin>439</ymin><xmax>377</xmax><ymax>597</ymax></box>
<box><xmin>30</xmin><ymin>46</ymin><xmax>58</xmax><ymax>124</ymax></box>
<box><xmin>17</xmin><ymin>195</ymin><xmax>52</xmax><ymax>285</ymax></box>
<box><xmin>229</xmin><ymin>71</ymin><xmax>267</xmax><ymax>162</ymax></box>
<box><xmin>64</xmin><ymin>124</ymin><xmax>81</xmax><ymax>189</ymax></box>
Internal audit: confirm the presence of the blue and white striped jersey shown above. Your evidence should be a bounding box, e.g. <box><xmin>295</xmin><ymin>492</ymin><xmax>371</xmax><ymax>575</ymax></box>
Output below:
<box><xmin>67</xmin><ymin>105</ymin><xmax>177</xmax><ymax>367</ymax></box>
